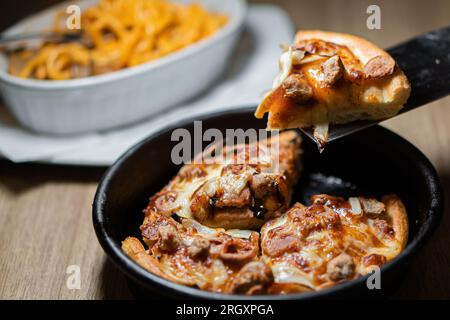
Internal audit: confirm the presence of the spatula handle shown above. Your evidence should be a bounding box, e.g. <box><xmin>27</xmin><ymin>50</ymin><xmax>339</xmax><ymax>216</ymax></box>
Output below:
<box><xmin>388</xmin><ymin>25</ymin><xmax>450</xmax><ymax>110</ymax></box>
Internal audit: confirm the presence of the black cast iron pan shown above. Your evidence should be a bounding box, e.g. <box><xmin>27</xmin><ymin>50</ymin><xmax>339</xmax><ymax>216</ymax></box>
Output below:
<box><xmin>93</xmin><ymin>106</ymin><xmax>443</xmax><ymax>300</ymax></box>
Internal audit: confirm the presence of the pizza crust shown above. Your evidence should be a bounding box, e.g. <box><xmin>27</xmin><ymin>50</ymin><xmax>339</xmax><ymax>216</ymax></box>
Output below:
<box><xmin>382</xmin><ymin>194</ymin><xmax>409</xmax><ymax>250</ymax></box>
<box><xmin>122</xmin><ymin>236</ymin><xmax>170</xmax><ymax>280</ymax></box>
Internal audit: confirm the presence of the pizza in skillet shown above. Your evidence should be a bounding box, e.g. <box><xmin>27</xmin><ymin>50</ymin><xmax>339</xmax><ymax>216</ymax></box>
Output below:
<box><xmin>123</xmin><ymin>193</ymin><xmax>408</xmax><ymax>295</ymax></box>
<box><xmin>121</xmin><ymin>111</ymin><xmax>410</xmax><ymax>295</ymax></box>
<box><xmin>121</xmin><ymin>131</ymin><xmax>301</xmax><ymax>294</ymax></box>
<box><xmin>260</xmin><ymin>194</ymin><xmax>408</xmax><ymax>292</ymax></box>
<box><xmin>255</xmin><ymin>31</ymin><xmax>411</xmax><ymax>143</ymax></box>
<box><xmin>123</xmin><ymin>211</ymin><xmax>274</xmax><ymax>294</ymax></box>
<box><xmin>141</xmin><ymin>130</ymin><xmax>302</xmax><ymax>230</ymax></box>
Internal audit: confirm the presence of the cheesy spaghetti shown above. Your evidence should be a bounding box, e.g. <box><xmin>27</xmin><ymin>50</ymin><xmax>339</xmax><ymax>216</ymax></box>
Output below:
<box><xmin>8</xmin><ymin>0</ymin><xmax>228</xmax><ymax>80</ymax></box>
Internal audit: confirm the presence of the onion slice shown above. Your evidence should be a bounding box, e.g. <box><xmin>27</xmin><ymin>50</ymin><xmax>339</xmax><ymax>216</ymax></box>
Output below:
<box><xmin>271</xmin><ymin>261</ymin><xmax>315</xmax><ymax>289</ymax></box>
<box><xmin>182</xmin><ymin>218</ymin><xmax>252</xmax><ymax>239</ymax></box>
<box><xmin>273</xmin><ymin>47</ymin><xmax>293</xmax><ymax>89</ymax></box>
<box><xmin>225</xmin><ymin>229</ymin><xmax>253</xmax><ymax>239</ymax></box>
<box><xmin>349</xmin><ymin>197</ymin><xmax>363</xmax><ymax>216</ymax></box>
<box><xmin>313</xmin><ymin>122</ymin><xmax>329</xmax><ymax>150</ymax></box>
<box><xmin>298</xmin><ymin>54</ymin><xmax>326</xmax><ymax>64</ymax></box>
<box><xmin>182</xmin><ymin>218</ymin><xmax>221</xmax><ymax>235</ymax></box>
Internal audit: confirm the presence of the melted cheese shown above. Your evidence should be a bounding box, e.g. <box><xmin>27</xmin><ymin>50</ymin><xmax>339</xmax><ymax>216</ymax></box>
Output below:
<box><xmin>154</xmin><ymin>133</ymin><xmax>293</xmax><ymax>223</ymax></box>
<box><xmin>182</xmin><ymin>218</ymin><xmax>253</xmax><ymax>239</ymax></box>
<box><xmin>255</xmin><ymin>36</ymin><xmax>409</xmax><ymax>134</ymax></box>
<box><xmin>261</xmin><ymin>200</ymin><xmax>404</xmax><ymax>290</ymax></box>
<box><xmin>171</xmin><ymin>164</ymin><xmax>223</xmax><ymax>219</ymax></box>
<box><xmin>273</xmin><ymin>48</ymin><xmax>294</xmax><ymax>89</ymax></box>
<box><xmin>271</xmin><ymin>260</ymin><xmax>315</xmax><ymax>288</ymax></box>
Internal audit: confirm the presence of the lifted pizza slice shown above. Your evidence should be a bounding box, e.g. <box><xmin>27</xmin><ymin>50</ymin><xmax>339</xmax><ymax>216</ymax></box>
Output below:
<box><xmin>255</xmin><ymin>31</ymin><xmax>411</xmax><ymax>142</ymax></box>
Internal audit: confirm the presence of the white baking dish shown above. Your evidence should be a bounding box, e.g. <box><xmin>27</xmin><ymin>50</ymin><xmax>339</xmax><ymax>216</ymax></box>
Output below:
<box><xmin>0</xmin><ymin>0</ymin><xmax>246</xmax><ymax>134</ymax></box>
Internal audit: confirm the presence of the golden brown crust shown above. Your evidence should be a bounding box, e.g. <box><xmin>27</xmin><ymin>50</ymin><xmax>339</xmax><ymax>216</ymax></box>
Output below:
<box><xmin>382</xmin><ymin>194</ymin><xmax>409</xmax><ymax>250</ymax></box>
<box><xmin>122</xmin><ymin>237</ymin><xmax>169</xmax><ymax>280</ymax></box>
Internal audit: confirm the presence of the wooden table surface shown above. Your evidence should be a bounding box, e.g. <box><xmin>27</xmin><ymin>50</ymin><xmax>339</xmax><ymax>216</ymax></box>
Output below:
<box><xmin>0</xmin><ymin>0</ymin><xmax>449</xmax><ymax>299</ymax></box>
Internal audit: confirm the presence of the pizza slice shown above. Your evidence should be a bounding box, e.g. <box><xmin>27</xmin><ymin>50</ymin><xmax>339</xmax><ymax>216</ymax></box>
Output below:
<box><xmin>260</xmin><ymin>194</ymin><xmax>408</xmax><ymax>291</ymax></box>
<box><xmin>255</xmin><ymin>31</ymin><xmax>411</xmax><ymax>143</ymax></box>
<box><xmin>123</xmin><ymin>210</ymin><xmax>274</xmax><ymax>294</ymax></box>
<box><xmin>144</xmin><ymin>130</ymin><xmax>302</xmax><ymax>230</ymax></box>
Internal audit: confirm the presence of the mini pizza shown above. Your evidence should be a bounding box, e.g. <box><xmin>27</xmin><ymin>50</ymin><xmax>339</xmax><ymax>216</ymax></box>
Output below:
<box><xmin>260</xmin><ymin>194</ymin><xmax>408</xmax><ymax>291</ymax></box>
<box><xmin>121</xmin><ymin>124</ymin><xmax>410</xmax><ymax>295</ymax></box>
<box><xmin>143</xmin><ymin>130</ymin><xmax>302</xmax><ymax>230</ymax></box>
<box><xmin>255</xmin><ymin>31</ymin><xmax>411</xmax><ymax>142</ymax></box>
<box><xmin>123</xmin><ymin>211</ymin><xmax>274</xmax><ymax>294</ymax></box>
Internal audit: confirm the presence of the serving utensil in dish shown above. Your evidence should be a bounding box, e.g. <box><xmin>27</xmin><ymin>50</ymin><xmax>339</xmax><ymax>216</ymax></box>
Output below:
<box><xmin>0</xmin><ymin>31</ymin><xmax>88</xmax><ymax>46</ymax></box>
<box><xmin>301</xmin><ymin>25</ymin><xmax>450</xmax><ymax>144</ymax></box>
<box><xmin>93</xmin><ymin>106</ymin><xmax>443</xmax><ymax>299</ymax></box>
<box><xmin>0</xmin><ymin>0</ymin><xmax>247</xmax><ymax>134</ymax></box>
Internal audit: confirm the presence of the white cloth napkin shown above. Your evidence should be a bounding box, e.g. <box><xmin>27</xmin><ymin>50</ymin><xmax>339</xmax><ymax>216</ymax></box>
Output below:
<box><xmin>0</xmin><ymin>4</ymin><xmax>294</xmax><ymax>165</ymax></box>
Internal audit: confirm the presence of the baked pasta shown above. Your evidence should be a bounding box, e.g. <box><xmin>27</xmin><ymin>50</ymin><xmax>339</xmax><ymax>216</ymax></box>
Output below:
<box><xmin>8</xmin><ymin>0</ymin><xmax>228</xmax><ymax>80</ymax></box>
<box><xmin>255</xmin><ymin>31</ymin><xmax>411</xmax><ymax>143</ymax></box>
